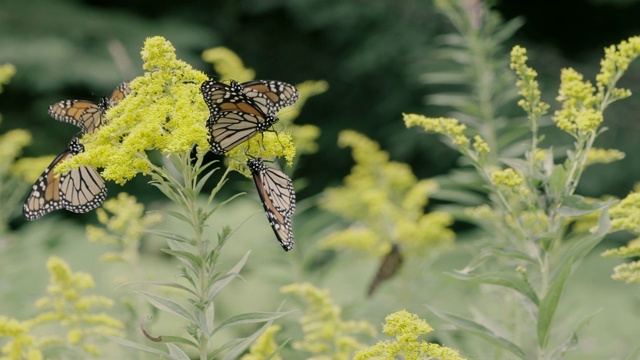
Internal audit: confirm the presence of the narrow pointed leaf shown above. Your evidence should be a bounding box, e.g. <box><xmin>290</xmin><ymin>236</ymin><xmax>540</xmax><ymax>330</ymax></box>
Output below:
<box><xmin>117</xmin><ymin>281</ymin><xmax>196</xmax><ymax>296</ymax></box>
<box><xmin>160</xmin><ymin>336</ymin><xmax>198</xmax><ymax>349</ymax></box>
<box><xmin>212</xmin><ymin>311</ymin><xmax>293</xmax><ymax>336</ymax></box>
<box><xmin>537</xmin><ymin>263</ymin><xmax>570</xmax><ymax>349</ymax></box>
<box><xmin>427</xmin><ymin>306</ymin><xmax>525</xmax><ymax>359</ymax></box>
<box><xmin>222</xmin><ymin>321</ymin><xmax>274</xmax><ymax>360</ymax></box>
<box><xmin>162</xmin><ymin>249</ymin><xmax>201</xmax><ymax>268</ymax></box>
<box><xmin>167</xmin><ymin>343</ymin><xmax>190</xmax><ymax>360</ymax></box>
<box><xmin>556</xmin><ymin>195</ymin><xmax>616</xmax><ymax>217</ymax></box>
<box><xmin>550</xmin><ymin>308</ymin><xmax>601</xmax><ymax>359</ymax></box>
<box><xmin>195</xmin><ymin>169</ymin><xmax>217</xmax><ymax>194</ymax></box>
<box><xmin>555</xmin><ymin>209</ymin><xmax>610</xmax><ymax>279</ymax></box>
<box><xmin>145</xmin><ymin>229</ymin><xmax>191</xmax><ymax>243</ymax></box>
<box><xmin>161</xmin><ymin>210</ymin><xmax>191</xmax><ymax>224</ymax></box>
<box><xmin>105</xmin><ymin>335</ymin><xmax>171</xmax><ymax>357</ymax></box>
<box><xmin>446</xmin><ymin>271</ymin><xmax>539</xmax><ymax>305</ymax></box>
<box><xmin>209</xmin><ymin>252</ymin><xmax>250</xmax><ymax>300</ymax></box>
<box><xmin>138</xmin><ymin>291</ymin><xmax>195</xmax><ymax>323</ymax></box>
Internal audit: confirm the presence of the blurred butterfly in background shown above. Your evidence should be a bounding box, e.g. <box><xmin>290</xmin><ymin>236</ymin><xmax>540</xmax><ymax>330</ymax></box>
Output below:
<box><xmin>23</xmin><ymin>82</ymin><xmax>130</xmax><ymax>220</ymax></box>
<box><xmin>23</xmin><ymin>137</ymin><xmax>107</xmax><ymax>221</ymax></box>
<box><xmin>201</xmin><ymin>80</ymin><xmax>299</xmax><ymax>154</ymax></box>
<box><xmin>48</xmin><ymin>81</ymin><xmax>131</xmax><ymax>134</ymax></box>
<box><xmin>367</xmin><ymin>243</ymin><xmax>404</xmax><ymax>296</ymax></box>
<box><xmin>247</xmin><ymin>158</ymin><xmax>296</xmax><ymax>251</ymax></box>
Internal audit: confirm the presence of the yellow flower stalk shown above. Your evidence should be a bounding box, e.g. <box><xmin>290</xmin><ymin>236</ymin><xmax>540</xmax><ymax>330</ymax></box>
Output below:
<box><xmin>202</xmin><ymin>46</ymin><xmax>256</xmax><ymax>82</ymax></box>
<box><xmin>240</xmin><ymin>325</ymin><xmax>283</xmax><ymax>360</ymax></box>
<box><xmin>86</xmin><ymin>192</ymin><xmax>161</xmax><ymax>263</ymax></box>
<box><xmin>354</xmin><ymin>310</ymin><xmax>466</xmax><ymax>360</ymax></box>
<box><xmin>62</xmin><ymin>36</ymin><xmax>210</xmax><ymax>184</ymax></box>
<box><xmin>319</xmin><ymin>130</ymin><xmax>454</xmax><ymax>257</ymax></box>
<box><xmin>281</xmin><ymin>283</ymin><xmax>376</xmax><ymax>360</ymax></box>
<box><xmin>0</xmin><ymin>257</ymin><xmax>122</xmax><ymax>359</ymax></box>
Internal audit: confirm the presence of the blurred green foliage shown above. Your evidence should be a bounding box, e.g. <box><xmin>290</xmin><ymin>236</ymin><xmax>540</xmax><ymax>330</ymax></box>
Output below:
<box><xmin>3</xmin><ymin>0</ymin><xmax>640</xmax><ymax>358</ymax></box>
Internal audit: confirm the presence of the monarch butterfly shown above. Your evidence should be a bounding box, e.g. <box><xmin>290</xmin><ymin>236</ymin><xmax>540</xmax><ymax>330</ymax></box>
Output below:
<box><xmin>247</xmin><ymin>158</ymin><xmax>296</xmax><ymax>251</ymax></box>
<box><xmin>48</xmin><ymin>82</ymin><xmax>131</xmax><ymax>134</ymax></box>
<box><xmin>23</xmin><ymin>137</ymin><xmax>107</xmax><ymax>221</ymax></box>
<box><xmin>367</xmin><ymin>244</ymin><xmax>404</xmax><ymax>296</ymax></box>
<box><xmin>201</xmin><ymin>80</ymin><xmax>298</xmax><ymax>154</ymax></box>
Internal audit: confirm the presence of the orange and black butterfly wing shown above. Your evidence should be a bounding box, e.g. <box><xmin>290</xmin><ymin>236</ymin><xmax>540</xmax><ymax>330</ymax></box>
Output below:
<box><xmin>207</xmin><ymin>111</ymin><xmax>264</xmax><ymax>154</ymax></box>
<box><xmin>248</xmin><ymin>159</ymin><xmax>295</xmax><ymax>251</ymax></box>
<box><xmin>23</xmin><ymin>137</ymin><xmax>107</xmax><ymax>220</ymax></box>
<box><xmin>241</xmin><ymin>80</ymin><xmax>299</xmax><ymax>113</ymax></box>
<box><xmin>23</xmin><ymin>150</ymin><xmax>73</xmax><ymax>221</ymax></box>
<box><xmin>107</xmin><ymin>81</ymin><xmax>131</xmax><ymax>108</ymax></box>
<box><xmin>48</xmin><ymin>100</ymin><xmax>103</xmax><ymax>134</ymax></box>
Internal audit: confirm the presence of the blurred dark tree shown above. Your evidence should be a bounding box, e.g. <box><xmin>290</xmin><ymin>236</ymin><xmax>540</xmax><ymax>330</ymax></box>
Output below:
<box><xmin>3</xmin><ymin>0</ymin><xmax>640</xmax><ymax>218</ymax></box>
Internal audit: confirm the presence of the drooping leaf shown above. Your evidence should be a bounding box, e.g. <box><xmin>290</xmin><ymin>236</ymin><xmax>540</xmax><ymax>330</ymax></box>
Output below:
<box><xmin>446</xmin><ymin>271</ymin><xmax>539</xmax><ymax>305</ymax></box>
<box><xmin>166</xmin><ymin>343</ymin><xmax>191</xmax><ymax>360</ymax></box>
<box><xmin>427</xmin><ymin>306</ymin><xmax>525</xmax><ymax>359</ymax></box>
<box><xmin>138</xmin><ymin>291</ymin><xmax>195</xmax><ymax>323</ymax></box>
<box><xmin>106</xmin><ymin>335</ymin><xmax>171</xmax><ymax>358</ymax></box>
<box><xmin>212</xmin><ymin>311</ymin><xmax>293</xmax><ymax>336</ymax></box>
<box><xmin>537</xmin><ymin>263</ymin><xmax>570</xmax><ymax>349</ymax></box>
<box><xmin>556</xmin><ymin>195</ymin><xmax>617</xmax><ymax>217</ymax></box>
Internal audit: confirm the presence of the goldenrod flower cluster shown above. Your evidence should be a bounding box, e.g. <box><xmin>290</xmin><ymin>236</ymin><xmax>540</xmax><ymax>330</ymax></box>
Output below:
<box><xmin>596</xmin><ymin>36</ymin><xmax>640</xmax><ymax>96</ymax></box>
<box><xmin>0</xmin><ymin>257</ymin><xmax>122</xmax><ymax>359</ymax></box>
<box><xmin>64</xmin><ymin>36</ymin><xmax>210</xmax><ymax>184</ymax></box>
<box><xmin>281</xmin><ymin>283</ymin><xmax>376</xmax><ymax>360</ymax></box>
<box><xmin>86</xmin><ymin>192</ymin><xmax>162</xmax><ymax>263</ymax></box>
<box><xmin>610</xmin><ymin>192</ymin><xmax>640</xmax><ymax>233</ymax></box>
<box><xmin>584</xmin><ymin>148</ymin><xmax>625</xmax><ymax>166</ymax></box>
<box><xmin>354</xmin><ymin>310</ymin><xmax>466</xmax><ymax>360</ymax></box>
<box><xmin>319</xmin><ymin>130</ymin><xmax>454</xmax><ymax>257</ymax></box>
<box><xmin>201</xmin><ymin>46</ymin><xmax>256</xmax><ymax>82</ymax></box>
<box><xmin>491</xmin><ymin>168</ymin><xmax>525</xmax><ymax>188</ymax></box>
<box><xmin>0</xmin><ymin>64</ymin><xmax>15</xmax><ymax>95</ymax></box>
<box><xmin>240</xmin><ymin>325</ymin><xmax>283</xmax><ymax>360</ymax></box>
<box><xmin>510</xmin><ymin>46</ymin><xmax>550</xmax><ymax>120</ymax></box>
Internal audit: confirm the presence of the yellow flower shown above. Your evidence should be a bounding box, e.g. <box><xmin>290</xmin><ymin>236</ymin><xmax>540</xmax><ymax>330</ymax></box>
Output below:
<box><xmin>86</xmin><ymin>192</ymin><xmax>161</xmax><ymax>263</ymax></box>
<box><xmin>403</xmin><ymin>114</ymin><xmax>470</xmax><ymax>149</ymax></box>
<box><xmin>491</xmin><ymin>168</ymin><xmax>524</xmax><ymax>188</ymax></box>
<box><xmin>202</xmin><ymin>46</ymin><xmax>255</xmax><ymax>82</ymax></box>
<box><xmin>281</xmin><ymin>283</ymin><xmax>376</xmax><ymax>359</ymax></box>
<box><xmin>319</xmin><ymin>131</ymin><xmax>454</xmax><ymax>257</ymax></box>
<box><xmin>585</xmin><ymin>148</ymin><xmax>625</xmax><ymax>166</ymax></box>
<box><xmin>610</xmin><ymin>192</ymin><xmax>640</xmax><ymax>233</ymax></box>
<box><xmin>354</xmin><ymin>310</ymin><xmax>466</xmax><ymax>360</ymax></box>
<box><xmin>62</xmin><ymin>36</ymin><xmax>209</xmax><ymax>184</ymax></box>
<box><xmin>241</xmin><ymin>325</ymin><xmax>283</xmax><ymax>360</ymax></box>
<box><xmin>0</xmin><ymin>64</ymin><xmax>16</xmax><ymax>94</ymax></box>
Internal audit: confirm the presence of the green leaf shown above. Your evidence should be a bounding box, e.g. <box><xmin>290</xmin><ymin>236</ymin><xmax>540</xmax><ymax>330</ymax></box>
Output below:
<box><xmin>160</xmin><ymin>336</ymin><xmax>198</xmax><ymax>349</ymax></box>
<box><xmin>491</xmin><ymin>247</ymin><xmax>536</xmax><ymax>264</ymax></box>
<box><xmin>161</xmin><ymin>210</ymin><xmax>192</xmax><ymax>224</ymax></box>
<box><xmin>427</xmin><ymin>306</ymin><xmax>525</xmax><ymax>359</ymax></box>
<box><xmin>117</xmin><ymin>281</ymin><xmax>196</xmax><ymax>296</ymax></box>
<box><xmin>195</xmin><ymin>168</ymin><xmax>218</xmax><ymax>194</ymax></box>
<box><xmin>138</xmin><ymin>291</ymin><xmax>195</xmax><ymax>323</ymax></box>
<box><xmin>105</xmin><ymin>335</ymin><xmax>171</xmax><ymax>358</ymax></box>
<box><xmin>493</xmin><ymin>16</ymin><xmax>525</xmax><ymax>43</ymax></box>
<box><xmin>537</xmin><ymin>263</ymin><xmax>570</xmax><ymax>349</ymax></box>
<box><xmin>549</xmin><ymin>309</ymin><xmax>601</xmax><ymax>359</ymax></box>
<box><xmin>547</xmin><ymin>164</ymin><xmax>567</xmax><ymax>202</ymax></box>
<box><xmin>446</xmin><ymin>271</ymin><xmax>539</xmax><ymax>305</ymax></box>
<box><xmin>556</xmin><ymin>195</ymin><xmax>617</xmax><ymax>217</ymax></box>
<box><xmin>221</xmin><ymin>321</ymin><xmax>275</xmax><ymax>360</ymax></box>
<box><xmin>555</xmin><ymin>209</ymin><xmax>611</xmax><ymax>278</ymax></box>
<box><xmin>209</xmin><ymin>252</ymin><xmax>250</xmax><ymax>300</ymax></box>
<box><xmin>212</xmin><ymin>311</ymin><xmax>293</xmax><ymax>336</ymax></box>
<box><xmin>167</xmin><ymin>343</ymin><xmax>190</xmax><ymax>360</ymax></box>
<box><xmin>145</xmin><ymin>229</ymin><xmax>192</xmax><ymax>243</ymax></box>
<box><xmin>162</xmin><ymin>249</ymin><xmax>202</xmax><ymax>269</ymax></box>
